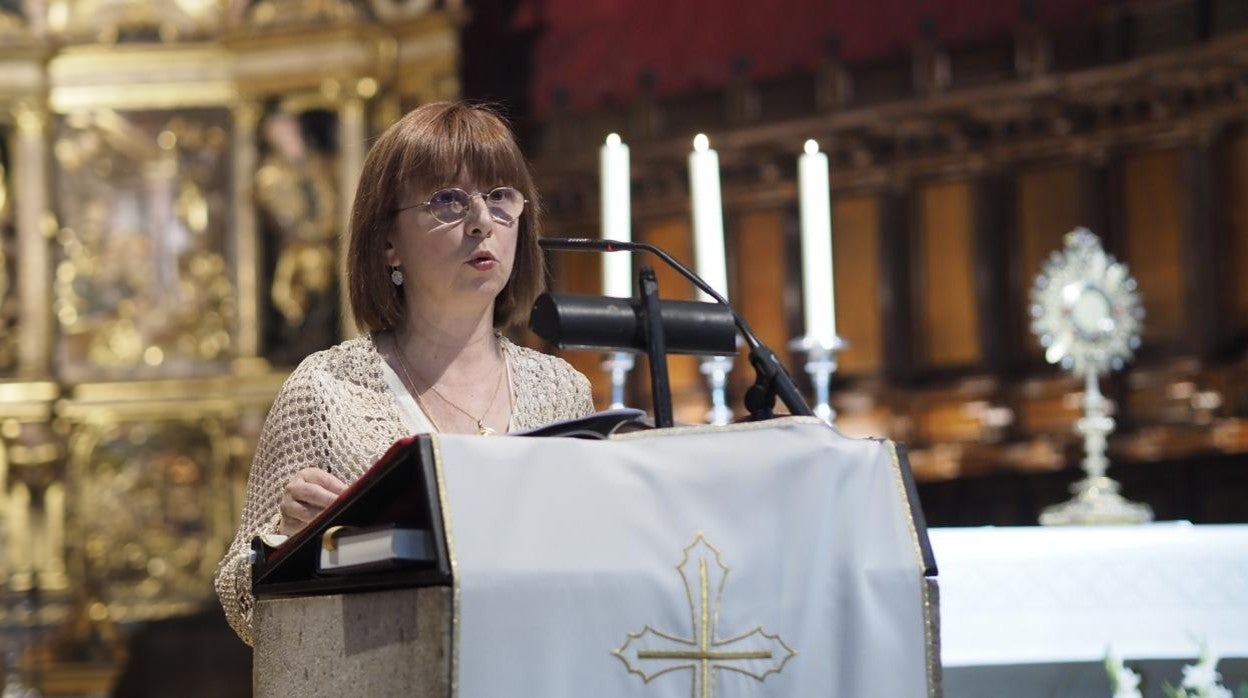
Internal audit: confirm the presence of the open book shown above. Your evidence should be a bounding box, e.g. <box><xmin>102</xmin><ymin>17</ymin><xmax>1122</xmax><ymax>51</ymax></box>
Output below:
<box><xmin>512</xmin><ymin>407</ymin><xmax>647</xmax><ymax>439</ymax></box>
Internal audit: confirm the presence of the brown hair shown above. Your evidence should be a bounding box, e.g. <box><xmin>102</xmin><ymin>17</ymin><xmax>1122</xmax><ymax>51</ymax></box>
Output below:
<box><xmin>346</xmin><ymin>101</ymin><xmax>545</xmax><ymax>332</ymax></box>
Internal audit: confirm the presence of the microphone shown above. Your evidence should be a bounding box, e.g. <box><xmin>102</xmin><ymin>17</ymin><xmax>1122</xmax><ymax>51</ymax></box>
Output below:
<box><xmin>536</xmin><ymin>237</ymin><xmax>813</xmax><ymax>420</ymax></box>
<box><xmin>533</xmin><ymin>238</ymin><xmax>620</xmax><ymax>252</ymax></box>
<box><xmin>530</xmin><ymin>294</ymin><xmax>737</xmax><ymax>356</ymax></box>
<box><xmin>538</xmin><ymin>238</ymin><xmax>727</xmax><ymax>305</ymax></box>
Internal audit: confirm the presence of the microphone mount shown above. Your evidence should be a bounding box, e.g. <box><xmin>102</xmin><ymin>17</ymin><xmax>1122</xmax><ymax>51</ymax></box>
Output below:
<box><xmin>537</xmin><ymin>237</ymin><xmax>813</xmax><ymax>422</ymax></box>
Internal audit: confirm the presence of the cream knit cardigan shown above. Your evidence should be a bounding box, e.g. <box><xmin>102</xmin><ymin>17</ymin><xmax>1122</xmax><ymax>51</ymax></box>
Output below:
<box><xmin>214</xmin><ymin>334</ymin><xmax>594</xmax><ymax>645</ymax></box>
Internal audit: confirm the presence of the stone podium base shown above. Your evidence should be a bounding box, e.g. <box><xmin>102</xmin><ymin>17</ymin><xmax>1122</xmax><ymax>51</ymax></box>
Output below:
<box><xmin>253</xmin><ymin>587</ymin><xmax>452</xmax><ymax>698</ymax></box>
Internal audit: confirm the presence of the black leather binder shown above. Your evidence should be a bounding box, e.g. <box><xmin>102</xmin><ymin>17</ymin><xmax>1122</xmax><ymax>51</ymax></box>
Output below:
<box><xmin>251</xmin><ymin>435</ymin><xmax>452</xmax><ymax>599</ymax></box>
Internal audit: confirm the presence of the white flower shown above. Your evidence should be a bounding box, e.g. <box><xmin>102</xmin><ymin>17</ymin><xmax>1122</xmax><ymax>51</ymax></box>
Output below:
<box><xmin>1180</xmin><ymin>649</ymin><xmax>1223</xmax><ymax>691</ymax></box>
<box><xmin>1105</xmin><ymin>649</ymin><xmax>1143</xmax><ymax>698</ymax></box>
<box><xmin>1205</xmin><ymin>686</ymin><xmax>1233</xmax><ymax>698</ymax></box>
<box><xmin>1112</xmin><ymin>666</ymin><xmax>1142</xmax><ymax>698</ymax></box>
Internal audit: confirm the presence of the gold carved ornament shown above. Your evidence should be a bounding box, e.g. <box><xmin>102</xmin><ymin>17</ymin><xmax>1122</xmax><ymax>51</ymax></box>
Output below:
<box><xmin>50</xmin><ymin>0</ymin><xmax>221</xmax><ymax>44</ymax></box>
<box><xmin>66</xmin><ymin>418</ymin><xmax>232</xmax><ymax>618</ymax></box>
<box><xmin>235</xmin><ymin>0</ymin><xmax>357</xmax><ymax>30</ymax></box>
<box><xmin>52</xmin><ymin>110</ymin><xmax>234</xmax><ymax>372</ymax></box>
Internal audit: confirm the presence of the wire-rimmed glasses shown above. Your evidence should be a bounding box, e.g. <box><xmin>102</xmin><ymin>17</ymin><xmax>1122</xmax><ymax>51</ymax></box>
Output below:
<box><xmin>395</xmin><ymin>186</ymin><xmax>526</xmax><ymax>226</ymax></box>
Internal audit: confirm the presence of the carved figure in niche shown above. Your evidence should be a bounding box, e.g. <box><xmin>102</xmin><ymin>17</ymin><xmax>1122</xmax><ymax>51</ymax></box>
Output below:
<box><xmin>255</xmin><ymin>108</ymin><xmax>339</xmax><ymax>362</ymax></box>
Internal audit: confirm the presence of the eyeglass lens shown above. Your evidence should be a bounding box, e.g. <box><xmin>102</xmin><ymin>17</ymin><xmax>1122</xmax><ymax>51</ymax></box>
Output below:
<box><xmin>427</xmin><ymin>187</ymin><xmax>525</xmax><ymax>225</ymax></box>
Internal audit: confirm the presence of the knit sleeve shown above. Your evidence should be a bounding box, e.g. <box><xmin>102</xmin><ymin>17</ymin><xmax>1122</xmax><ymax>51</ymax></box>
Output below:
<box><xmin>543</xmin><ymin>353</ymin><xmax>595</xmax><ymax>422</ymax></box>
<box><xmin>213</xmin><ymin>358</ymin><xmax>332</xmax><ymax>646</ymax></box>
<box><xmin>567</xmin><ymin>367</ymin><xmax>595</xmax><ymax>420</ymax></box>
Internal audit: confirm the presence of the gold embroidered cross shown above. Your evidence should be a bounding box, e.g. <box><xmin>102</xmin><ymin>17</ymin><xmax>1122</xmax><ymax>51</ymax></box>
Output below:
<box><xmin>613</xmin><ymin>534</ymin><xmax>796</xmax><ymax>698</ymax></box>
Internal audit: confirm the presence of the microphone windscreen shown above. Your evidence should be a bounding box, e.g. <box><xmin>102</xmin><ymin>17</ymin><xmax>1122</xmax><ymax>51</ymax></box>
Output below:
<box><xmin>530</xmin><ymin>294</ymin><xmax>737</xmax><ymax>355</ymax></box>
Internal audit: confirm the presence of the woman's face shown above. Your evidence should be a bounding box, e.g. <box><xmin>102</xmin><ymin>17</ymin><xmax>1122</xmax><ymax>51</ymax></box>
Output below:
<box><xmin>385</xmin><ymin>174</ymin><xmax>520</xmax><ymax>315</ymax></box>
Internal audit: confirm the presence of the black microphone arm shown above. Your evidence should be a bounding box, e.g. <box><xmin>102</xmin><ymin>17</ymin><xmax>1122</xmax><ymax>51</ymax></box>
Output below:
<box><xmin>538</xmin><ymin>237</ymin><xmax>814</xmax><ymax>420</ymax></box>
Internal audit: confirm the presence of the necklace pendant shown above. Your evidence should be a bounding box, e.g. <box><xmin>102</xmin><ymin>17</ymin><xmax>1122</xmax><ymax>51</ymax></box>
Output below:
<box><xmin>477</xmin><ymin>422</ymin><xmax>497</xmax><ymax>436</ymax></box>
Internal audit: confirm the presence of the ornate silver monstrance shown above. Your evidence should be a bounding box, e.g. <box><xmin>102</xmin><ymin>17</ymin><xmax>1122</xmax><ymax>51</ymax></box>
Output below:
<box><xmin>1031</xmin><ymin>228</ymin><xmax>1153</xmax><ymax>525</ymax></box>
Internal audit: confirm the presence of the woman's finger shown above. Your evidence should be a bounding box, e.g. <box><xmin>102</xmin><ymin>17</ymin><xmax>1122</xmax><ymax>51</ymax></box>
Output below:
<box><xmin>287</xmin><ymin>480</ymin><xmax>339</xmax><ymax>510</ymax></box>
<box><xmin>300</xmin><ymin>468</ymin><xmax>348</xmax><ymax>495</ymax></box>
<box><xmin>278</xmin><ymin>497</ymin><xmax>313</xmax><ymax>525</ymax></box>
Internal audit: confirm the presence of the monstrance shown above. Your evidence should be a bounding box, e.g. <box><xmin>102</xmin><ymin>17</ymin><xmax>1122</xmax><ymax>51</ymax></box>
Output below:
<box><xmin>1031</xmin><ymin>227</ymin><xmax>1152</xmax><ymax>525</ymax></box>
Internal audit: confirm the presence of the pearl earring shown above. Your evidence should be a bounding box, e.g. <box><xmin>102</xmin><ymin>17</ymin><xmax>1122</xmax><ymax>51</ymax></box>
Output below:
<box><xmin>391</xmin><ymin>267</ymin><xmax>404</xmax><ymax>286</ymax></box>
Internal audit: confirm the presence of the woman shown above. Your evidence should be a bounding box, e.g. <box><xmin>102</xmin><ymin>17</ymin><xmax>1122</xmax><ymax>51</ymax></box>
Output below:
<box><xmin>215</xmin><ymin>102</ymin><xmax>595</xmax><ymax>645</ymax></box>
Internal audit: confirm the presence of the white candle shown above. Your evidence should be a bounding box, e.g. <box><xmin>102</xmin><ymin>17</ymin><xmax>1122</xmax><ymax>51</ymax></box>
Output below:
<box><xmin>799</xmin><ymin>139</ymin><xmax>836</xmax><ymax>346</ymax></box>
<box><xmin>688</xmin><ymin>133</ymin><xmax>729</xmax><ymax>302</ymax></box>
<box><xmin>600</xmin><ymin>133</ymin><xmax>632</xmax><ymax>297</ymax></box>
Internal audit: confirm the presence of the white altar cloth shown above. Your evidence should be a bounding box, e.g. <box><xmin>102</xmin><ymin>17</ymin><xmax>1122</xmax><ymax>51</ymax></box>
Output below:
<box><xmin>931</xmin><ymin>522</ymin><xmax>1248</xmax><ymax>667</ymax></box>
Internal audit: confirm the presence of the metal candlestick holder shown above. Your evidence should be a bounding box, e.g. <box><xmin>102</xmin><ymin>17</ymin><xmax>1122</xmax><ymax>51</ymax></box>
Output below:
<box><xmin>1039</xmin><ymin>371</ymin><xmax>1153</xmax><ymax>525</ymax></box>
<box><xmin>789</xmin><ymin>335</ymin><xmax>847</xmax><ymax>424</ymax></box>
<box><xmin>601</xmin><ymin>351</ymin><xmax>635</xmax><ymax>409</ymax></box>
<box><xmin>699</xmin><ymin>355</ymin><xmax>736</xmax><ymax>425</ymax></box>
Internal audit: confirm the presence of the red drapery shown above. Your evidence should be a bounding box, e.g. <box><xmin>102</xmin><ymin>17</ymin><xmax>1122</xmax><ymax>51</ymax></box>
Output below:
<box><xmin>515</xmin><ymin>0</ymin><xmax>1116</xmax><ymax>115</ymax></box>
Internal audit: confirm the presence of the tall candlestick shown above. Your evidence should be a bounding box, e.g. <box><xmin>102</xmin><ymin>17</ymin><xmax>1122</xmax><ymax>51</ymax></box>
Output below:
<box><xmin>688</xmin><ymin>133</ymin><xmax>728</xmax><ymax>302</ymax></box>
<box><xmin>690</xmin><ymin>134</ymin><xmax>734</xmax><ymax>424</ymax></box>
<box><xmin>600</xmin><ymin>133</ymin><xmax>632</xmax><ymax>297</ymax></box>
<box><xmin>799</xmin><ymin>139</ymin><xmax>835</xmax><ymax>347</ymax></box>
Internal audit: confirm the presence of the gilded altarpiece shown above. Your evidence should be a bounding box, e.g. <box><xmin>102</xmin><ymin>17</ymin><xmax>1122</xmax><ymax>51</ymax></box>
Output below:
<box><xmin>0</xmin><ymin>0</ymin><xmax>465</xmax><ymax>689</ymax></box>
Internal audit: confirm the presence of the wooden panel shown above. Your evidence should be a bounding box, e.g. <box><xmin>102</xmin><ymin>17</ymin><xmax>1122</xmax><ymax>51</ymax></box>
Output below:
<box><xmin>917</xmin><ymin>180</ymin><xmax>981</xmax><ymax>368</ymax></box>
<box><xmin>636</xmin><ymin>216</ymin><xmax>706</xmax><ymax>423</ymax></box>
<box><xmin>728</xmin><ymin>208</ymin><xmax>793</xmax><ymax>414</ymax></box>
<box><xmin>878</xmin><ymin>191</ymin><xmax>914</xmax><ymax>384</ymax></box>
<box><xmin>1224</xmin><ymin>133</ymin><xmax>1248</xmax><ymax>334</ymax></box>
<box><xmin>832</xmin><ymin>195</ymin><xmax>882</xmax><ymax>375</ymax></box>
<box><xmin>1017</xmin><ymin>164</ymin><xmax>1085</xmax><ymax>359</ymax></box>
<box><xmin>553</xmin><ymin>246</ymin><xmax>602</xmax><ymax>296</ymax></box>
<box><xmin>1121</xmin><ymin>149</ymin><xmax>1185</xmax><ymax>346</ymax></box>
<box><xmin>732</xmin><ymin>210</ymin><xmax>788</xmax><ymax>387</ymax></box>
<box><xmin>546</xmin><ymin>236</ymin><xmax>606</xmax><ymax>407</ymax></box>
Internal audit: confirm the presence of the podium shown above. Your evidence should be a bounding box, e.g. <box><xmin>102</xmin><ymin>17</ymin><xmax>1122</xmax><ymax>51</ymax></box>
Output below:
<box><xmin>250</xmin><ymin>417</ymin><xmax>939</xmax><ymax>697</ymax></box>
<box><xmin>250</xmin><ymin>436</ymin><xmax>453</xmax><ymax>697</ymax></box>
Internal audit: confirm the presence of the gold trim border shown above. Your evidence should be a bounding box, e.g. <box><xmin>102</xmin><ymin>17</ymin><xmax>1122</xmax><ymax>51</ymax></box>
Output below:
<box><xmin>607</xmin><ymin>415</ymin><xmax>828</xmax><ymax>442</ymax></box>
<box><xmin>429</xmin><ymin>434</ymin><xmax>459</xmax><ymax>697</ymax></box>
<box><xmin>888</xmin><ymin>441</ymin><xmax>941</xmax><ymax>698</ymax></box>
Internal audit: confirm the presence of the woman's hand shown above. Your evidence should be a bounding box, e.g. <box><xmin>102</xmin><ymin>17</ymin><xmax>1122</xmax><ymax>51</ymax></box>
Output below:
<box><xmin>277</xmin><ymin>468</ymin><xmax>348</xmax><ymax>536</ymax></box>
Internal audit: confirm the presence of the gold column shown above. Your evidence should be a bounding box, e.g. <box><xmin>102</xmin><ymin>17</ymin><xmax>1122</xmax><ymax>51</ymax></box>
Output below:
<box><xmin>231</xmin><ymin>99</ymin><xmax>266</xmax><ymax>370</ymax></box>
<box><xmin>337</xmin><ymin>93</ymin><xmax>366</xmax><ymax>339</ymax></box>
<box><xmin>42</xmin><ymin>481</ymin><xmax>67</xmax><ymax>590</ymax></box>
<box><xmin>6</xmin><ymin>481</ymin><xmax>32</xmax><ymax>589</ymax></box>
<box><xmin>12</xmin><ymin>101</ymin><xmax>52</xmax><ymax>378</ymax></box>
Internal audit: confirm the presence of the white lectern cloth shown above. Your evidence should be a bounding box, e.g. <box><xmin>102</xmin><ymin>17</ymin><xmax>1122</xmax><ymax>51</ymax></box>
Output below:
<box><xmin>432</xmin><ymin>417</ymin><xmax>935</xmax><ymax>697</ymax></box>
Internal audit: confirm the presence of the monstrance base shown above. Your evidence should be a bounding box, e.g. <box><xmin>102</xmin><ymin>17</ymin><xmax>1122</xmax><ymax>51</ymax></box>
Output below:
<box><xmin>1040</xmin><ymin>478</ymin><xmax>1153</xmax><ymax>526</ymax></box>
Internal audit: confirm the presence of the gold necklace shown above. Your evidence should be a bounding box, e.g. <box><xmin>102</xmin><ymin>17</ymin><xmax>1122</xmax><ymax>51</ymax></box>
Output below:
<box><xmin>393</xmin><ymin>336</ymin><xmax>507</xmax><ymax>435</ymax></box>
